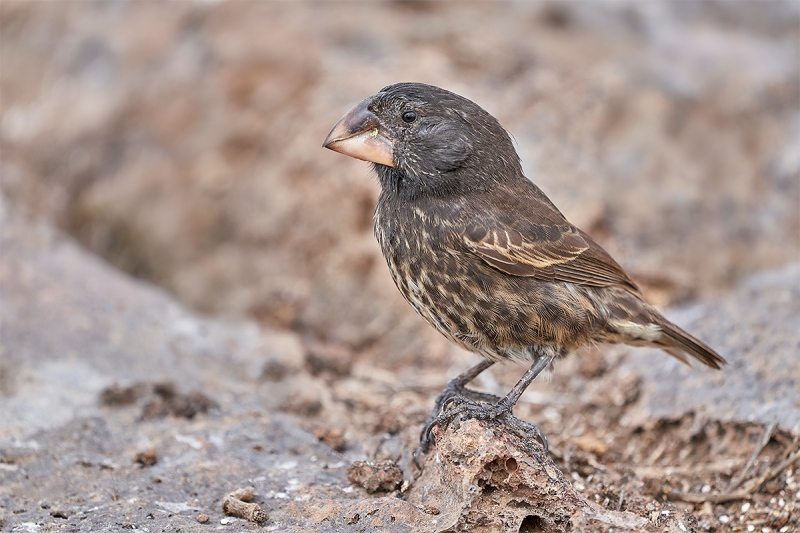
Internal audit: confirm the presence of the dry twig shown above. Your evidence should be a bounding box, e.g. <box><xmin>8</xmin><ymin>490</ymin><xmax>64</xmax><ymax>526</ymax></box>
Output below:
<box><xmin>667</xmin><ymin>423</ymin><xmax>800</xmax><ymax>504</ymax></box>
<box><xmin>222</xmin><ymin>486</ymin><xmax>269</xmax><ymax>523</ymax></box>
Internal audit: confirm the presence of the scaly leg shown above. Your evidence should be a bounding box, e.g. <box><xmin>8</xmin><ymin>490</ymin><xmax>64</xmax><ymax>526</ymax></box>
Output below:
<box><xmin>428</xmin><ymin>360</ymin><xmax>497</xmax><ymax>416</ymax></box>
<box><xmin>419</xmin><ymin>354</ymin><xmax>554</xmax><ymax>456</ymax></box>
<box><xmin>417</xmin><ymin>359</ymin><xmax>495</xmax><ymax>455</ymax></box>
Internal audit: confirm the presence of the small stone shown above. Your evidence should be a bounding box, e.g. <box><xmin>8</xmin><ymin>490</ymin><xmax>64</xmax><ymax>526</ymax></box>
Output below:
<box><xmin>197</xmin><ymin>514</ymin><xmax>209</xmax><ymax>523</ymax></box>
<box><xmin>305</xmin><ymin>341</ymin><xmax>353</xmax><ymax>376</ymax></box>
<box><xmin>133</xmin><ymin>448</ymin><xmax>157</xmax><ymax>467</ymax></box>
<box><xmin>347</xmin><ymin>460</ymin><xmax>402</xmax><ymax>493</ymax></box>
<box><xmin>741</xmin><ymin>502</ymin><xmax>751</xmax><ymax>513</ymax></box>
<box><xmin>719</xmin><ymin>515</ymin><xmax>729</xmax><ymax>524</ymax></box>
<box><xmin>315</xmin><ymin>427</ymin><xmax>346</xmax><ymax>452</ymax></box>
<box><xmin>574</xmin><ymin>434</ymin><xmax>609</xmax><ymax>457</ymax></box>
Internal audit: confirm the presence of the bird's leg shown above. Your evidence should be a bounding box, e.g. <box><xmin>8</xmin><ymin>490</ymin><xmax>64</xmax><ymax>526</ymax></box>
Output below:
<box><xmin>419</xmin><ymin>353</ymin><xmax>554</xmax><ymax>456</ymax></box>
<box><xmin>429</xmin><ymin>359</ymin><xmax>497</xmax><ymax>416</ymax></box>
<box><xmin>417</xmin><ymin>359</ymin><xmax>495</xmax><ymax>458</ymax></box>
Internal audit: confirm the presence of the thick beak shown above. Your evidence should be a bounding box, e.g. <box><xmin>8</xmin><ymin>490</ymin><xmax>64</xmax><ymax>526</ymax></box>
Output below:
<box><xmin>322</xmin><ymin>99</ymin><xmax>395</xmax><ymax>167</ymax></box>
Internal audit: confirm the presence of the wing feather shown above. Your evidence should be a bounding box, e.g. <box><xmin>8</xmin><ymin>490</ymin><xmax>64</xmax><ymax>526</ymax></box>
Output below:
<box><xmin>463</xmin><ymin>222</ymin><xmax>639</xmax><ymax>292</ymax></box>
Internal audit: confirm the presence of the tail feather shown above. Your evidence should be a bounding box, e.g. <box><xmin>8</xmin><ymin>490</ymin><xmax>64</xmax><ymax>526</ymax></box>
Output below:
<box><xmin>658</xmin><ymin>322</ymin><xmax>726</xmax><ymax>369</ymax></box>
<box><xmin>598</xmin><ymin>286</ymin><xmax>726</xmax><ymax>369</ymax></box>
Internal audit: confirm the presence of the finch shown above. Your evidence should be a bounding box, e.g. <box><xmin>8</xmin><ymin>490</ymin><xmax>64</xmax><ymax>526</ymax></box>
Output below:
<box><xmin>323</xmin><ymin>82</ymin><xmax>725</xmax><ymax>453</ymax></box>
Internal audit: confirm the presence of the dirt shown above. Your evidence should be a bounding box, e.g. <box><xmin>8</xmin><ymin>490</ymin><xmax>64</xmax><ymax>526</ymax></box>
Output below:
<box><xmin>1</xmin><ymin>1</ymin><xmax>799</xmax><ymax>532</ymax></box>
<box><xmin>101</xmin><ymin>381</ymin><xmax>219</xmax><ymax>420</ymax></box>
<box><xmin>348</xmin><ymin>460</ymin><xmax>405</xmax><ymax>494</ymax></box>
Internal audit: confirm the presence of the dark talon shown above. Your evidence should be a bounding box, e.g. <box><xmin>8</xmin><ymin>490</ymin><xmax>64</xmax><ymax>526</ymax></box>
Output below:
<box><xmin>539</xmin><ymin>429</ymin><xmax>549</xmax><ymax>453</ymax></box>
<box><xmin>413</xmin><ymin>447</ymin><xmax>424</xmax><ymax>470</ymax></box>
<box><xmin>451</xmin><ymin>412</ymin><xmax>463</xmax><ymax>431</ymax></box>
<box><xmin>440</xmin><ymin>395</ymin><xmax>460</xmax><ymax>412</ymax></box>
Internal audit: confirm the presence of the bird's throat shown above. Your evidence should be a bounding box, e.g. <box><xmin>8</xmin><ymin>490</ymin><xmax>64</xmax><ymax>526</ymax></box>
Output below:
<box><xmin>374</xmin><ymin>164</ymin><xmax>420</xmax><ymax>200</ymax></box>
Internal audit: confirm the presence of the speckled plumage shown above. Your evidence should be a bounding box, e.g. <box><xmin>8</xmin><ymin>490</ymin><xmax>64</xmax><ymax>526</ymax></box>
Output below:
<box><xmin>324</xmin><ymin>82</ymin><xmax>725</xmax><ymax>452</ymax></box>
<box><xmin>363</xmin><ymin>83</ymin><xmax>722</xmax><ymax>369</ymax></box>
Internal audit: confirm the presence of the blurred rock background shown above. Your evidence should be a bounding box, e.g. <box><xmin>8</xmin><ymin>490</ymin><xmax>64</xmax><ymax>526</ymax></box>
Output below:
<box><xmin>3</xmin><ymin>0</ymin><xmax>798</xmax><ymax>367</ymax></box>
<box><xmin>1</xmin><ymin>1</ymin><xmax>799</xmax><ymax>531</ymax></box>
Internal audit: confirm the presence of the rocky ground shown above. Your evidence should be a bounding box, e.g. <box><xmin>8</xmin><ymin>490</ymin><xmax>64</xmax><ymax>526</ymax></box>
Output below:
<box><xmin>1</xmin><ymin>2</ymin><xmax>799</xmax><ymax>532</ymax></box>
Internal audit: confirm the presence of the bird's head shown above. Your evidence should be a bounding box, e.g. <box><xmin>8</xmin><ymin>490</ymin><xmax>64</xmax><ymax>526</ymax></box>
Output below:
<box><xmin>323</xmin><ymin>82</ymin><xmax>522</xmax><ymax>200</ymax></box>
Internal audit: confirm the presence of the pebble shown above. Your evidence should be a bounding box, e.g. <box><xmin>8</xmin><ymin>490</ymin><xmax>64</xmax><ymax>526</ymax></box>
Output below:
<box><xmin>747</xmin><ymin>525</ymin><xmax>754</xmax><ymax>532</ymax></box>
<box><xmin>741</xmin><ymin>502</ymin><xmax>751</xmax><ymax>513</ymax></box>
<box><xmin>719</xmin><ymin>515</ymin><xmax>729</xmax><ymax>524</ymax></box>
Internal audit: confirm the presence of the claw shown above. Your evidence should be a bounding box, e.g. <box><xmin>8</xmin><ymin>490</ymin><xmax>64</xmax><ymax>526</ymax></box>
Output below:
<box><xmin>451</xmin><ymin>412</ymin><xmax>464</xmax><ymax>431</ymax></box>
<box><xmin>536</xmin><ymin>428</ymin><xmax>547</xmax><ymax>449</ymax></box>
<box><xmin>508</xmin><ymin>419</ymin><xmax>548</xmax><ymax>452</ymax></box>
<box><xmin>413</xmin><ymin>447</ymin><xmax>424</xmax><ymax>469</ymax></box>
<box><xmin>440</xmin><ymin>395</ymin><xmax>461</xmax><ymax>412</ymax></box>
<box><xmin>420</xmin><ymin>425</ymin><xmax>434</xmax><ymax>449</ymax></box>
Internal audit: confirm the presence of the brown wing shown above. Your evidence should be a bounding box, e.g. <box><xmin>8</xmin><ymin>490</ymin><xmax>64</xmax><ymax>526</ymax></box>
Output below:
<box><xmin>462</xmin><ymin>221</ymin><xmax>640</xmax><ymax>292</ymax></box>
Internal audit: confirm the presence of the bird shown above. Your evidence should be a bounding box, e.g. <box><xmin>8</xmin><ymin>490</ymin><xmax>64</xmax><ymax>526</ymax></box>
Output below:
<box><xmin>322</xmin><ymin>82</ymin><xmax>726</xmax><ymax>455</ymax></box>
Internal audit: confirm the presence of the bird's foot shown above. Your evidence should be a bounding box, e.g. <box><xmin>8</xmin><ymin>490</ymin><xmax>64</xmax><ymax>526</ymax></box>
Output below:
<box><xmin>413</xmin><ymin>379</ymin><xmax>502</xmax><ymax>468</ymax></box>
<box><xmin>428</xmin><ymin>379</ymin><xmax>503</xmax><ymax>420</ymax></box>
<box><xmin>419</xmin><ymin>380</ymin><xmax>502</xmax><ymax>448</ymax></box>
<box><xmin>417</xmin><ymin>395</ymin><xmax>548</xmax><ymax>461</ymax></box>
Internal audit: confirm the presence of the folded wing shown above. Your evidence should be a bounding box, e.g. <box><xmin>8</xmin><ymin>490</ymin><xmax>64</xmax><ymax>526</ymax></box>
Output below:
<box><xmin>462</xmin><ymin>220</ymin><xmax>640</xmax><ymax>292</ymax></box>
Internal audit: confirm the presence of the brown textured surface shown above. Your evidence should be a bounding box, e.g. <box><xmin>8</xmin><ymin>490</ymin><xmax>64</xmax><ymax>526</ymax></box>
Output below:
<box><xmin>1</xmin><ymin>2</ymin><xmax>799</xmax><ymax>532</ymax></box>
<box><xmin>409</xmin><ymin>421</ymin><xmax>657</xmax><ymax>533</ymax></box>
<box><xmin>1</xmin><ymin>188</ymin><xmax>798</xmax><ymax>531</ymax></box>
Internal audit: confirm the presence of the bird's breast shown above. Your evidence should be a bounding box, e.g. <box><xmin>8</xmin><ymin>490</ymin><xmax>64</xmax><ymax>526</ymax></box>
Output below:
<box><xmin>374</xmin><ymin>203</ymin><xmax>444</xmax><ymax>302</ymax></box>
<box><xmin>374</xmin><ymin>200</ymin><xmax>490</xmax><ymax>350</ymax></box>
<box><xmin>373</xmin><ymin>198</ymin><xmax>603</xmax><ymax>357</ymax></box>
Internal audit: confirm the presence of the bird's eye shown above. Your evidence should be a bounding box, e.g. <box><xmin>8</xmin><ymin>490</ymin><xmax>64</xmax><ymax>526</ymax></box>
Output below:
<box><xmin>401</xmin><ymin>110</ymin><xmax>417</xmax><ymax>123</ymax></box>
